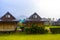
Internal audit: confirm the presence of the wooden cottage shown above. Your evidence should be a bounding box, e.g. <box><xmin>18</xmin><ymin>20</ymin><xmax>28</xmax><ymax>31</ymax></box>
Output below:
<box><xmin>0</xmin><ymin>12</ymin><xmax>18</xmax><ymax>32</ymax></box>
<box><xmin>24</xmin><ymin>13</ymin><xmax>45</xmax><ymax>27</ymax></box>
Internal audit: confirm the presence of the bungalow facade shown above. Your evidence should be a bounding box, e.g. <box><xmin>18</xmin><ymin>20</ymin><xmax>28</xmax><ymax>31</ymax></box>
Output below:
<box><xmin>24</xmin><ymin>13</ymin><xmax>45</xmax><ymax>27</ymax></box>
<box><xmin>0</xmin><ymin>12</ymin><xmax>18</xmax><ymax>32</ymax></box>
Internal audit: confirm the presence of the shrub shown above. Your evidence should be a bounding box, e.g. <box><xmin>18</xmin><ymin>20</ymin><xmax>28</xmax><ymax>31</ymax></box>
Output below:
<box><xmin>25</xmin><ymin>27</ymin><xmax>31</xmax><ymax>34</ymax></box>
<box><xmin>25</xmin><ymin>24</ymin><xmax>48</xmax><ymax>34</ymax></box>
<box><xmin>50</xmin><ymin>28</ymin><xmax>60</xmax><ymax>34</ymax></box>
<box><xmin>20</xmin><ymin>26</ymin><xmax>25</xmax><ymax>32</ymax></box>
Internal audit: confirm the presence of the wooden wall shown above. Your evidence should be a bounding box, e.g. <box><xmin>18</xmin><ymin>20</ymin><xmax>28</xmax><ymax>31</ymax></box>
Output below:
<box><xmin>0</xmin><ymin>22</ymin><xmax>17</xmax><ymax>31</ymax></box>
<box><xmin>25</xmin><ymin>21</ymin><xmax>44</xmax><ymax>27</ymax></box>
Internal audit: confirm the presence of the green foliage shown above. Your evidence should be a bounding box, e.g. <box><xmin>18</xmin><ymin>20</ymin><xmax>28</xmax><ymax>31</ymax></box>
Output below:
<box><xmin>24</xmin><ymin>27</ymin><xmax>31</xmax><ymax>34</ymax></box>
<box><xmin>25</xmin><ymin>24</ymin><xmax>48</xmax><ymax>34</ymax></box>
<box><xmin>20</xmin><ymin>26</ymin><xmax>25</xmax><ymax>32</ymax></box>
<box><xmin>50</xmin><ymin>28</ymin><xmax>60</xmax><ymax>34</ymax></box>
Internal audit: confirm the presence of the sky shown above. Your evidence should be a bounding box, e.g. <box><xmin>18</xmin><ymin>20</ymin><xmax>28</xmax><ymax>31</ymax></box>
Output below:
<box><xmin>0</xmin><ymin>0</ymin><xmax>60</xmax><ymax>20</ymax></box>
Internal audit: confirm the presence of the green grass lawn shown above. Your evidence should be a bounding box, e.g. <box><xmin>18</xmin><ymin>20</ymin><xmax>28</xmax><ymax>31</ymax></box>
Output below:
<box><xmin>0</xmin><ymin>33</ymin><xmax>60</xmax><ymax>40</ymax></box>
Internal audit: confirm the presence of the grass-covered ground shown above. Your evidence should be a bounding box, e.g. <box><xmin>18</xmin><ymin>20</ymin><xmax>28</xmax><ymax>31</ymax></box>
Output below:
<box><xmin>0</xmin><ymin>32</ymin><xmax>60</xmax><ymax>40</ymax></box>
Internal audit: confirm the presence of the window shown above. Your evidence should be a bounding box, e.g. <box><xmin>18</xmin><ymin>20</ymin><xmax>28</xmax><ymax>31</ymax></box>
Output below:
<box><xmin>33</xmin><ymin>15</ymin><xmax>37</xmax><ymax>18</ymax></box>
<box><xmin>6</xmin><ymin>15</ymin><xmax>10</xmax><ymax>18</ymax></box>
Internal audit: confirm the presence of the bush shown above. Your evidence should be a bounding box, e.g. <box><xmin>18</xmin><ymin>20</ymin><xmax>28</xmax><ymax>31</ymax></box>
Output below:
<box><xmin>50</xmin><ymin>28</ymin><xmax>60</xmax><ymax>34</ymax></box>
<box><xmin>20</xmin><ymin>26</ymin><xmax>25</xmax><ymax>32</ymax></box>
<box><xmin>25</xmin><ymin>27</ymin><xmax>31</xmax><ymax>34</ymax></box>
<box><xmin>25</xmin><ymin>24</ymin><xmax>48</xmax><ymax>34</ymax></box>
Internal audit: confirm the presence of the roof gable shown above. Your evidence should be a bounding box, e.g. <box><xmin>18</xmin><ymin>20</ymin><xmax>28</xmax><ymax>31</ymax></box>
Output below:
<box><xmin>1</xmin><ymin>12</ymin><xmax>16</xmax><ymax>21</ymax></box>
<box><xmin>25</xmin><ymin>12</ymin><xmax>42</xmax><ymax>22</ymax></box>
<box><xmin>29</xmin><ymin>12</ymin><xmax>41</xmax><ymax>20</ymax></box>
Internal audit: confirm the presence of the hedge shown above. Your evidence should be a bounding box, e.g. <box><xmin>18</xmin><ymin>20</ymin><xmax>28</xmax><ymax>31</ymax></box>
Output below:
<box><xmin>50</xmin><ymin>28</ymin><xmax>60</xmax><ymax>34</ymax></box>
<box><xmin>24</xmin><ymin>24</ymin><xmax>48</xmax><ymax>34</ymax></box>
